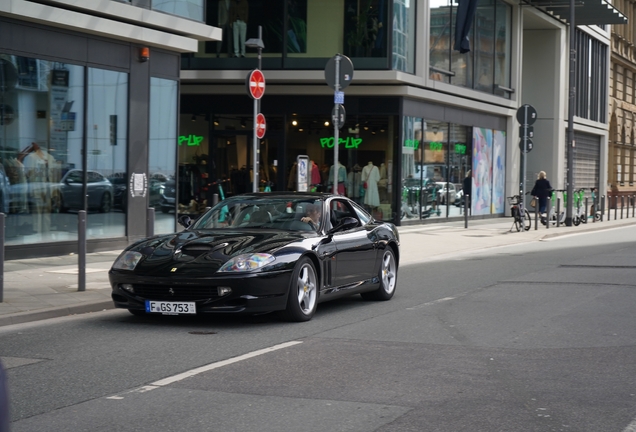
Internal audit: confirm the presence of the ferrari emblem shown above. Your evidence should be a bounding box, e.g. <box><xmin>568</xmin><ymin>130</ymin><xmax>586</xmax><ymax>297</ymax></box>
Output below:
<box><xmin>168</xmin><ymin>288</ymin><xmax>175</xmax><ymax>296</ymax></box>
<box><xmin>171</xmin><ymin>268</ymin><xmax>177</xmax><ymax>272</ymax></box>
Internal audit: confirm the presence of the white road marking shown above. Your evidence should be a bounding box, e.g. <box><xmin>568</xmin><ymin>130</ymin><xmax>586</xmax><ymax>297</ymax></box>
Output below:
<box><xmin>151</xmin><ymin>341</ymin><xmax>303</xmax><ymax>386</ymax></box>
<box><xmin>105</xmin><ymin>341</ymin><xmax>303</xmax><ymax>400</ymax></box>
<box><xmin>406</xmin><ymin>297</ymin><xmax>455</xmax><ymax>310</ymax></box>
<box><xmin>623</xmin><ymin>419</ymin><xmax>636</xmax><ymax>432</ymax></box>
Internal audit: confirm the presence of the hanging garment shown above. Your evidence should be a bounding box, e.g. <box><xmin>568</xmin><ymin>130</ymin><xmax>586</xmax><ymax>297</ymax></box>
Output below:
<box><xmin>361</xmin><ymin>163</ymin><xmax>380</xmax><ymax>207</ymax></box>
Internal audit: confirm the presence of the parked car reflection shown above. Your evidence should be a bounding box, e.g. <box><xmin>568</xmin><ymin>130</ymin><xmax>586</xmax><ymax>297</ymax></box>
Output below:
<box><xmin>56</xmin><ymin>169</ymin><xmax>114</xmax><ymax>213</ymax></box>
<box><xmin>110</xmin><ymin>174</ymin><xmax>164</xmax><ymax>212</ymax></box>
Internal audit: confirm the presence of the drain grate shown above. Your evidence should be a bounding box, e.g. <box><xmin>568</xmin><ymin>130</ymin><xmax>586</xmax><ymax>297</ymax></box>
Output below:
<box><xmin>188</xmin><ymin>331</ymin><xmax>217</xmax><ymax>335</ymax></box>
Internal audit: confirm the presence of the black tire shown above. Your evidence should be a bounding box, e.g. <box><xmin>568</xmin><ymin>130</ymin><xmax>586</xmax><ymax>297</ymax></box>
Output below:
<box><xmin>523</xmin><ymin>209</ymin><xmax>531</xmax><ymax>231</ymax></box>
<box><xmin>361</xmin><ymin>248</ymin><xmax>397</xmax><ymax>301</ymax></box>
<box><xmin>573</xmin><ymin>213</ymin><xmax>581</xmax><ymax>226</ymax></box>
<box><xmin>279</xmin><ymin>257</ymin><xmax>318</xmax><ymax>322</ymax></box>
<box><xmin>128</xmin><ymin>309</ymin><xmax>145</xmax><ymax>316</ymax></box>
<box><xmin>99</xmin><ymin>192</ymin><xmax>111</xmax><ymax>213</ymax></box>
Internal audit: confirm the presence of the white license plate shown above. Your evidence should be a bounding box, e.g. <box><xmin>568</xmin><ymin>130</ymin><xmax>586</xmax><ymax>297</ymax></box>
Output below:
<box><xmin>145</xmin><ymin>300</ymin><xmax>196</xmax><ymax>315</ymax></box>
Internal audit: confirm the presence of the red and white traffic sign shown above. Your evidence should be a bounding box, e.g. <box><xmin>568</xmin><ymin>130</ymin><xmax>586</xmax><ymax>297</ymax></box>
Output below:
<box><xmin>256</xmin><ymin>113</ymin><xmax>266</xmax><ymax>139</ymax></box>
<box><xmin>246</xmin><ymin>69</ymin><xmax>265</xmax><ymax>100</ymax></box>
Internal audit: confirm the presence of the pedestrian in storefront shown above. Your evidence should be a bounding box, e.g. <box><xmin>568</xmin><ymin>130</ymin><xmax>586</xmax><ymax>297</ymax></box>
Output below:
<box><xmin>531</xmin><ymin>170</ymin><xmax>552</xmax><ymax>213</ymax></box>
<box><xmin>462</xmin><ymin>170</ymin><xmax>472</xmax><ymax>208</ymax></box>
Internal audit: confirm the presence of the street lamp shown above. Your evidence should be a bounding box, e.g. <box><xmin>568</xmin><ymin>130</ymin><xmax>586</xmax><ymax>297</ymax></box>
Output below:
<box><xmin>246</xmin><ymin>27</ymin><xmax>264</xmax><ymax>192</ymax></box>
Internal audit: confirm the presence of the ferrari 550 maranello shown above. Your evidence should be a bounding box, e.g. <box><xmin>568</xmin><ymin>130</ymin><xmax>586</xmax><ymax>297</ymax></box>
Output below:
<box><xmin>109</xmin><ymin>192</ymin><xmax>400</xmax><ymax>322</ymax></box>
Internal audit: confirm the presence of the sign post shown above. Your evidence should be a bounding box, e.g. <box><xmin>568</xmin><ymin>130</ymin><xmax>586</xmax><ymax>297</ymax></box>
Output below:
<box><xmin>325</xmin><ymin>54</ymin><xmax>353</xmax><ymax>194</ymax></box>
<box><xmin>516</xmin><ymin>104</ymin><xmax>537</xmax><ymax>229</ymax></box>
<box><xmin>246</xmin><ymin>68</ymin><xmax>265</xmax><ymax>192</ymax></box>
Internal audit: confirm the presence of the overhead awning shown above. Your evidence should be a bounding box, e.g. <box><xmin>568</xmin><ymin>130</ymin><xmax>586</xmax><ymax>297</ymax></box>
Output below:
<box><xmin>526</xmin><ymin>0</ymin><xmax>628</xmax><ymax>25</ymax></box>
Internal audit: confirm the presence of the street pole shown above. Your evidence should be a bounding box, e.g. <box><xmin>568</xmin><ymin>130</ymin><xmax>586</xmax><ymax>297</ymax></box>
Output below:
<box><xmin>252</xmin><ymin>26</ymin><xmax>263</xmax><ymax>193</ymax></box>
<box><xmin>333</xmin><ymin>55</ymin><xmax>341</xmax><ymax>195</ymax></box>
<box><xmin>566</xmin><ymin>0</ymin><xmax>576</xmax><ymax>225</ymax></box>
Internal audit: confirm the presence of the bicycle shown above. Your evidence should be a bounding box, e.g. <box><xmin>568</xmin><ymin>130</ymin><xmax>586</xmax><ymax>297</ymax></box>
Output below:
<box><xmin>508</xmin><ymin>195</ymin><xmax>531</xmax><ymax>231</ymax></box>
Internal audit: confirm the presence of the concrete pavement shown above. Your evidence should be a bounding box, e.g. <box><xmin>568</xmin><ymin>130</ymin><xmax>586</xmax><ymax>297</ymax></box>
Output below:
<box><xmin>1</xmin><ymin>214</ymin><xmax>634</xmax><ymax>327</ymax></box>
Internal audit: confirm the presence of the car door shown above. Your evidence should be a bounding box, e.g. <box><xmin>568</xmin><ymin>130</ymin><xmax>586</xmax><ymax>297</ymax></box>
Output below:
<box><xmin>328</xmin><ymin>198</ymin><xmax>378</xmax><ymax>287</ymax></box>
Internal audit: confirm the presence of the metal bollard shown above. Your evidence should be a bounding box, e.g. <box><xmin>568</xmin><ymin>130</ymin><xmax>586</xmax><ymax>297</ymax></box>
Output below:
<box><xmin>464</xmin><ymin>194</ymin><xmax>468</xmax><ymax>228</ymax></box>
<box><xmin>621</xmin><ymin>196</ymin><xmax>624</xmax><ymax>219</ymax></box>
<box><xmin>546</xmin><ymin>197</ymin><xmax>551</xmax><ymax>229</ymax></box>
<box><xmin>534</xmin><ymin>201</ymin><xmax>538</xmax><ymax>230</ymax></box>
<box><xmin>212</xmin><ymin>193</ymin><xmax>219</xmax><ymax>206</ymax></box>
<box><xmin>601</xmin><ymin>196</ymin><xmax>605</xmax><ymax>221</ymax></box>
<box><xmin>633</xmin><ymin>195</ymin><xmax>635</xmax><ymax>218</ymax></box>
<box><xmin>78</xmin><ymin>210</ymin><xmax>86</xmax><ymax>292</ymax></box>
<box><xmin>0</xmin><ymin>213</ymin><xmax>4</xmax><ymax>302</ymax></box>
<box><xmin>615</xmin><ymin>196</ymin><xmax>618</xmax><ymax>220</ymax></box>
<box><xmin>146</xmin><ymin>207</ymin><xmax>155</xmax><ymax>238</ymax></box>
<box><xmin>556</xmin><ymin>198</ymin><xmax>561</xmax><ymax>228</ymax></box>
<box><xmin>585</xmin><ymin>197</ymin><xmax>589</xmax><ymax>223</ymax></box>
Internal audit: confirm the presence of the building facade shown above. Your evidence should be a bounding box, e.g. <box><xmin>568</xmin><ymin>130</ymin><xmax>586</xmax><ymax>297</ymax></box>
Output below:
<box><xmin>0</xmin><ymin>0</ymin><xmax>218</xmax><ymax>258</ymax></box>
<box><xmin>179</xmin><ymin>0</ymin><xmax>625</xmax><ymax>226</ymax></box>
<box><xmin>610</xmin><ymin>0</ymin><xmax>636</xmax><ymax>205</ymax></box>
<box><xmin>0</xmin><ymin>0</ymin><xmax>625</xmax><ymax>259</ymax></box>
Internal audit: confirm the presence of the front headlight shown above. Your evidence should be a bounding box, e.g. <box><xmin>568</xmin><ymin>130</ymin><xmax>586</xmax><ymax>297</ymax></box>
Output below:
<box><xmin>112</xmin><ymin>251</ymin><xmax>143</xmax><ymax>271</ymax></box>
<box><xmin>218</xmin><ymin>253</ymin><xmax>275</xmax><ymax>273</ymax></box>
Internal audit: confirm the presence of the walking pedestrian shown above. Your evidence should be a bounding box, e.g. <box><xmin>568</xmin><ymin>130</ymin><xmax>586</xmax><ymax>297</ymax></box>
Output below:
<box><xmin>531</xmin><ymin>170</ymin><xmax>552</xmax><ymax>214</ymax></box>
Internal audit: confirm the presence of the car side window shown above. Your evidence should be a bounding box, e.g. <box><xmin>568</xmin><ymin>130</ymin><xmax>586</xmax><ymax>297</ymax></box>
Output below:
<box><xmin>329</xmin><ymin>199</ymin><xmax>359</xmax><ymax>228</ymax></box>
<box><xmin>351</xmin><ymin>202</ymin><xmax>371</xmax><ymax>225</ymax></box>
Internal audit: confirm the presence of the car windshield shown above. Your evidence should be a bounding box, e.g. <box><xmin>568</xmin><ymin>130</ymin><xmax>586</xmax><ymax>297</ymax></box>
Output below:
<box><xmin>191</xmin><ymin>196</ymin><xmax>325</xmax><ymax>231</ymax></box>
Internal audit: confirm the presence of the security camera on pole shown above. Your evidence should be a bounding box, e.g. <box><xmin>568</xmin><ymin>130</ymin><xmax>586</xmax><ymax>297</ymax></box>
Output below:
<box><xmin>325</xmin><ymin>54</ymin><xmax>353</xmax><ymax>194</ymax></box>
<box><xmin>516</xmin><ymin>103</ymin><xmax>537</xmax><ymax>229</ymax></box>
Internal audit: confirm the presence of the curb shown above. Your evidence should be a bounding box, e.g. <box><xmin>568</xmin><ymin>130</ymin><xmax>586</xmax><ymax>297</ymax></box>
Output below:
<box><xmin>0</xmin><ymin>300</ymin><xmax>115</xmax><ymax>328</ymax></box>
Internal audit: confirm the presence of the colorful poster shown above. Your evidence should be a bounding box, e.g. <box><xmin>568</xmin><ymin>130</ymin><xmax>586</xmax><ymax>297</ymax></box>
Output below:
<box><xmin>492</xmin><ymin>130</ymin><xmax>506</xmax><ymax>213</ymax></box>
<box><xmin>472</xmin><ymin>128</ymin><xmax>493</xmax><ymax>216</ymax></box>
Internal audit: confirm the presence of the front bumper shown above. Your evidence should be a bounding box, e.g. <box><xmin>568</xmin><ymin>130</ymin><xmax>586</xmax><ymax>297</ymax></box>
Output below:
<box><xmin>109</xmin><ymin>269</ymin><xmax>293</xmax><ymax>314</ymax></box>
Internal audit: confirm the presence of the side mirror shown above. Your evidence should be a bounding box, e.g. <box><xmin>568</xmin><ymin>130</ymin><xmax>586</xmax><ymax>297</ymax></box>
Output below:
<box><xmin>329</xmin><ymin>216</ymin><xmax>359</xmax><ymax>233</ymax></box>
<box><xmin>178</xmin><ymin>215</ymin><xmax>192</xmax><ymax>228</ymax></box>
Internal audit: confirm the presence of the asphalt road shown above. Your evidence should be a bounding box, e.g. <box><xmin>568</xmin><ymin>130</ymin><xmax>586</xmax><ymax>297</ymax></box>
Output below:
<box><xmin>3</xmin><ymin>226</ymin><xmax>636</xmax><ymax>431</ymax></box>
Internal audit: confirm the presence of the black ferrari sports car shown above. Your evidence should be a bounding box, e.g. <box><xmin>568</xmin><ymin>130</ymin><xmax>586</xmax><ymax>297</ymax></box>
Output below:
<box><xmin>109</xmin><ymin>192</ymin><xmax>400</xmax><ymax>322</ymax></box>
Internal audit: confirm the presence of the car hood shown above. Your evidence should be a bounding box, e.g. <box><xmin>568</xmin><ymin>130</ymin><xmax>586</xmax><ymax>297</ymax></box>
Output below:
<box><xmin>126</xmin><ymin>230</ymin><xmax>309</xmax><ymax>275</ymax></box>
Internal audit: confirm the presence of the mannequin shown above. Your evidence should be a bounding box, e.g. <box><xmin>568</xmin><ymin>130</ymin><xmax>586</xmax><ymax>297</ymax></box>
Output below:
<box><xmin>230</xmin><ymin>0</ymin><xmax>249</xmax><ymax>57</ymax></box>
<box><xmin>347</xmin><ymin>164</ymin><xmax>362</xmax><ymax>201</ymax></box>
<box><xmin>328</xmin><ymin>161</ymin><xmax>347</xmax><ymax>195</ymax></box>
<box><xmin>217</xmin><ymin>0</ymin><xmax>232</xmax><ymax>57</ymax></box>
<box><xmin>310</xmin><ymin>160</ymin><xmax>321</xmax><ymax>191</ymax></box>
<box><xmin>361</xmin><ymin>161</ymin><xmax>380</xmax><ymax>208</ymax></box>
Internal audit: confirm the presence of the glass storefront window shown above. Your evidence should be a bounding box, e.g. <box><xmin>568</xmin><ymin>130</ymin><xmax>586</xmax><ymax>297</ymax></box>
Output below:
<box><xmin>0</xmin><ymin>56</ymin><xmax>85</xmax><ymax>245</ymax></box>
<box><xmin>392</xmin><ymin>0</ymin><xmax>416</xmax><ymax>73</ymax></box>
<box><xmin>282</xmin><ymin>114</ymin><xmax>395</xmax><ymax>220</ymax></box>
<box><xmin>430</xmin><ymin>0</ymin><xmax>511</xmax><ymax>97</ymax></box>
<box><xmin>429</xmin><ymin>0</ymin><xmax>452</xmax><ymax>82</ymax></box>
<box><xmin>191</xmin><ymin>0</ymin><xmax>390</xmax><ymax>70</ymax></box>
<box><xmin>474</xmin><ymin>0</ymin><xmax>495</xmax><ymax>93</ymax></box>
<box><xmin>149</xmin><ymin>78</ymin><xmax>178</xmax><ymax>234</ymax></box>
<box><xmin>153</xmin><ymin>0</ymin><xmax>204</xmax><ymax>22</ymax></box>
<box><xmin>401</xmin><ymin>118</ymin><xmax>497</xmax><ymax>221</ymax></box>
<box><xmin>86</xmin><ymin>68</ymin><xmax>127</xmax><ymax>238</ymax></box>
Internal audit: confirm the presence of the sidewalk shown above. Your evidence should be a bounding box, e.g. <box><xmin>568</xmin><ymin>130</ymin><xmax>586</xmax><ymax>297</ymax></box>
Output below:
<box><xmin>1</xmin><ymin>215</ymin><xmax>634</xmax><ymax>327</ymax></box>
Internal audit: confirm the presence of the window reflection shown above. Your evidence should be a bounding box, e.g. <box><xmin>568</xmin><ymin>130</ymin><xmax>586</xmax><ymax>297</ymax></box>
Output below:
<box><xmin>149</xmin><ymin>77</ymin><xmax>178</xmax><ymax>234</ymax></box>
<box><xmin>0</xmin><ymin>57</ymin><xmax>85</xmax><ymax>245</ymax></box>
<box><xmin>401</xmin><ymin>118</ymin><xmax>480</xmax><ymax>221</ymax></box>
<box><xmin>429</xmin><ymin>0</ymin><xmax>511</xmax><ymax>97</ymax></box>
<box><xmin>195</xmin><ymin>0</ymin><xmax>391</xmax><ymax>70</ymax></box>
<box><xmin>87</xmin><ymin>67</ymin><xmax>127</xmax><ymax>237</ymax></box>
<box><xmin>153</xmin><ymin>0</ymin><xmax>204</xmax><ymax>22</ymax></box>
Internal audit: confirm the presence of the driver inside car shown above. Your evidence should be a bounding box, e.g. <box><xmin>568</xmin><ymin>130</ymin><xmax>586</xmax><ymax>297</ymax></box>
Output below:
<box><xmin>300</xmin><ymin>203</ymin><xmax>321</xmax><ymax>230</ymax></box>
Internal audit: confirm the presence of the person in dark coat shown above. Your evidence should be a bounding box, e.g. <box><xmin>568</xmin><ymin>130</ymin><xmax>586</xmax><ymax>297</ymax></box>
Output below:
<box><xmin>462</xmin><ymin>170</ymin><xmax>472</xmax><ymax>208</ymax></box>
<box><xmin>531</xmin><ymin>170</ymin><xmax>553</xmax><ymax>213</ymax></box>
